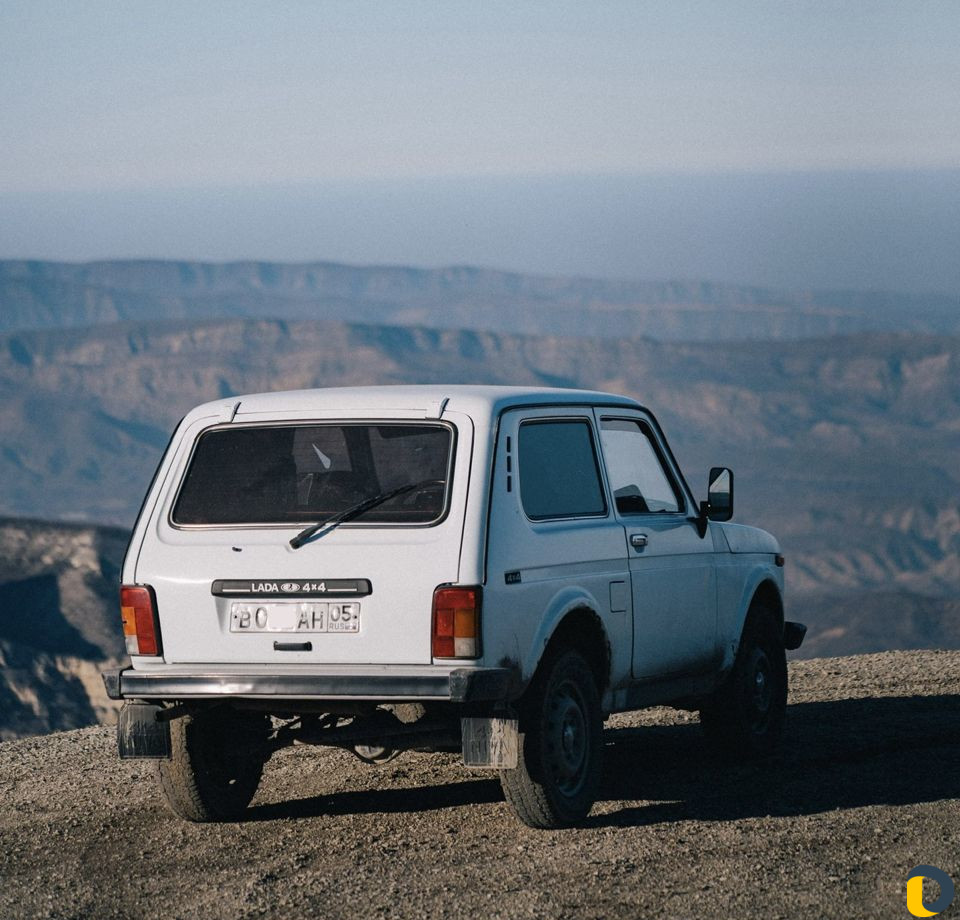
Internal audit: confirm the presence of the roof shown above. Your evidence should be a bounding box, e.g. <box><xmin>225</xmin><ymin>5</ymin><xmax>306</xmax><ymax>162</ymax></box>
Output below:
<box><xmin>187</xmin><ymin>384</ymin><xmax>640</xmax><ymax>423</ymax></box>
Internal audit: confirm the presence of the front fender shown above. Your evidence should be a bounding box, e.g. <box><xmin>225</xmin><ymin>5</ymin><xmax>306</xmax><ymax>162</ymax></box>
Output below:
<box><xmin>717</xmin><ymin>561</ymin><xmax>784</xmax><ymax>674</ymax></box>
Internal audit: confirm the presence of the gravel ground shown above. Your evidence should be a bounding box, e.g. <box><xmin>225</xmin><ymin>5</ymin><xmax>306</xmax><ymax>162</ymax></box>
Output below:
<box><xmin>1</xmin><ymin>651</ymin><xmax>959</xmax><ymax>920</ymax></box>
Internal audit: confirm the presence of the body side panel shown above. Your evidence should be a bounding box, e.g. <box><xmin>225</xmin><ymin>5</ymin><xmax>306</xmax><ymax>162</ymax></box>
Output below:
<box><xmin>481</xmin><ymin>406</ymin><xmax>633</xmax><ymax>702</ymax></box>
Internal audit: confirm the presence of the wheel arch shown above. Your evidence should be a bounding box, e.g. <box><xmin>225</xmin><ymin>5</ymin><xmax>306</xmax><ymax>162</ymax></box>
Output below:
<box><xmin>543</xmin><ymin>607</ymin><xmax>611</xmax><ymax>698</ymax></box>
<box><xmin>719</xmin><ymin>568</ymin><xmax>785</xmax><ymax>674</ymax></box>
<box><xmin>749</xmin><ymin>578</ymin><xmax>785</xmax><ymax>631</ymax></box>
<box><xmin>521</xmin><ymin>588</ymin><xmax>612</xmax><ymax>699</ymax></box>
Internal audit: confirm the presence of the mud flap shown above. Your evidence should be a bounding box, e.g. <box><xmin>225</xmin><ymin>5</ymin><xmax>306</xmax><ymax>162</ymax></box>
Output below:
<box><xmin>461</xmin><ymin>716</ymin><xmax>519</xmax><ymax>769</ymax></box>
<box><xmin>118</xmin><ymin>702</ymin><xmax>171</xmax><ymax>759</ymax></box>
<box><xmin>783</xmin><ymin>621</ymin><xmax>807</xmax><ymax>651</ymax></box>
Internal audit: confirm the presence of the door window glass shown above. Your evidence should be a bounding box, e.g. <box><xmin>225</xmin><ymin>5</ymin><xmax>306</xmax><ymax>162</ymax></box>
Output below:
<box><xmin>599</xmin><ymin>418</ymin><xmax>683</xmax><ymax>514</ymax></box>
<box><xmin>518</xmin><ymin>420</ymin><xmax>606</xmax><ymax>520</ymax></box>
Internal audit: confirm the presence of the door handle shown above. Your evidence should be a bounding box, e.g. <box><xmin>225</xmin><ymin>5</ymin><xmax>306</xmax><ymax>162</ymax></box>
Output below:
<box><xmin>630</xmin><ymin>533</ymin><xmax>649</xmax><ymax>549</ymax></box>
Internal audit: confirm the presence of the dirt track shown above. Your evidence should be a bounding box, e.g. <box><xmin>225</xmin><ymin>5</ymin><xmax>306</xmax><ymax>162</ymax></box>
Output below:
<box><xmin>2</xmin><ymin>651</ymin><xmax>959</xmax><ymax>919</ymax></box>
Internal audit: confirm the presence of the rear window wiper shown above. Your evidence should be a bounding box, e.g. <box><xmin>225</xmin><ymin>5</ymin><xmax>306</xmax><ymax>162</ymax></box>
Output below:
<box><xmin>289</xmin><ymin>479</ymin><xmax>445</xmax><ymax>549</ymax></box>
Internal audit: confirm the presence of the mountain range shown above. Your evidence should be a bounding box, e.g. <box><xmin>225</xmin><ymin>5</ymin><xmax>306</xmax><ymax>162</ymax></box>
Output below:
<box><xmin>0</xmin><ymin>259</ymin><xmax>958</xmax><ymax>737</ymax></box>
<box><xmin>3</xmin><ymin>259</ymin><xmax>959</xmax><ymax>342</ymax></box>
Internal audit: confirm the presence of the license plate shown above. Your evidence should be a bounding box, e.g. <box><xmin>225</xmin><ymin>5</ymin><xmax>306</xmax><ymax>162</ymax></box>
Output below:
<box><xmin>230</xmin><ymin>601</ymin><xmax>360</xmax><ymax>634</ymax></box>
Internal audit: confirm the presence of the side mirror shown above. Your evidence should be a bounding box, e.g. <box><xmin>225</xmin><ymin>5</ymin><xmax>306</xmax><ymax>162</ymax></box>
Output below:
<box><xmin>707</xmin><ymin>467</ymin><xmax>733</xmax><ymax>520</ymax></box>
<box><xmin>696</xmin><ymin>466</ymin><xmax>734</xmax><ymax>536</ymax></box>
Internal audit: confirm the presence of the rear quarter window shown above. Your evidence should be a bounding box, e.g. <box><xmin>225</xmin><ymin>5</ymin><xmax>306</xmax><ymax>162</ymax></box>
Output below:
<box><xmin>518</xmin><ymin>419</ymin><xmax>607</xmax><ymax>520</ymax></box>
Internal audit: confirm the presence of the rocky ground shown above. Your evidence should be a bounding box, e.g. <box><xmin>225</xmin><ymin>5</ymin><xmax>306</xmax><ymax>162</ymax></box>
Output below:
<box><xmin>1</xmin><ymin>650</ymin><xmax>959</xmax><ymax>919</ymax></box>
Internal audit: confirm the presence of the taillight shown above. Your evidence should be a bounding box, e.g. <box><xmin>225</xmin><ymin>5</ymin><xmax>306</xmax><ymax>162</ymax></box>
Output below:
<box><xmin>120</xmin><ymin>585</ymin><xmax>162</xmax><ymax>656</ymax></box>
<box><xmin>432</xmin><ymin>586</ymin><xmax>481</xmax><ymax>659</ymax></box>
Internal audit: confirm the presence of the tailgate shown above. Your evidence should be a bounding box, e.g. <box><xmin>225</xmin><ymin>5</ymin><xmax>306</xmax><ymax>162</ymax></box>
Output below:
<box><xmin>132</xmin><ymin>412</ymin><xmax>473</xmax><ymax>666</ymax></box>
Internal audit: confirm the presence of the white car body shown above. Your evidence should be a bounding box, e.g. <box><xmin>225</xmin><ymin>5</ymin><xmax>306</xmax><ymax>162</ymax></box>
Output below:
<box><xmin>110</xmin><ymin>385</ymin><xmax>786</xmax><ymax>713</ymax></box>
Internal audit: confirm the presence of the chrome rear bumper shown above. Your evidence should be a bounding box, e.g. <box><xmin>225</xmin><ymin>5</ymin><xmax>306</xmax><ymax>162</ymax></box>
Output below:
<box><xmin>102</xmin><ymin>665</ymin><xmax>512</xmax><ymax>704</ymax></box>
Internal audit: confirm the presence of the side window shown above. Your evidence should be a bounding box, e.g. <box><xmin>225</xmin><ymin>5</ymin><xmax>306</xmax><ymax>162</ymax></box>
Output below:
<box><xmin>518</xmin><ymin>419</ymin><xmax>607</xmax><ymax>520</ymax></box>
<box><xmin>599</xmin><ymin>418</ymin><xmax>683</xmax><ymax>514</ymax></box>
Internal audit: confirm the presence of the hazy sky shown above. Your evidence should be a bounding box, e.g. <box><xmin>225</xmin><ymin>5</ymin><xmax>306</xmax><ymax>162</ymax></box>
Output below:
<box><xmin>2</xmin><ymin>2</ymin><xmax>958</xmax><ymax>291</ymax></box>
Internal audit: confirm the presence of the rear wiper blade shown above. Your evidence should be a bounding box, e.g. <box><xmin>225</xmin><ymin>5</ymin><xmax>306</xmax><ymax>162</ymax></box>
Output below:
<box><xmin>289</xmin><ymin>479</ymin><xmax>444</xmax><ymax>549</ymax></box>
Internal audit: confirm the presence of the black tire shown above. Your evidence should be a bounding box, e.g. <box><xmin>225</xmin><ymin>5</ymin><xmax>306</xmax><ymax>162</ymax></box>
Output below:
<box><xmin>699</xmin><ymin>607</ymin><xmax>787</xmax><ymax>758</ymax></box>
<box><xmin>499</xmin><ymin>649</ymin><xmax>604</xmax><ymax>829</ymax></box>
<box><xmin>156</xmin><ymin>708</ymin><xmax>270</xmax><ymax>822</ymax></box>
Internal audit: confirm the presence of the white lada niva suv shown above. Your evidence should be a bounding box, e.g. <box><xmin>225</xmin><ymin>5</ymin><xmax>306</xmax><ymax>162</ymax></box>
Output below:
<box><xmin>104</xmin><ymin>385</ymin><xmax>805</xmax><ymax>828</ymax></box>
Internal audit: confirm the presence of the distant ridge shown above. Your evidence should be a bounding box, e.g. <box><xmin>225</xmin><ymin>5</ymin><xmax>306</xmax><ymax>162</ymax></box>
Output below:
<box><xmin>1</xmin><ymin>259</ymin><xmax>957</xmax><ymax>342</ymax></box>
<box><xmin>0</xmin><ymin>315</ymin><xmax>957</xmax><ymax>664</ymax></box>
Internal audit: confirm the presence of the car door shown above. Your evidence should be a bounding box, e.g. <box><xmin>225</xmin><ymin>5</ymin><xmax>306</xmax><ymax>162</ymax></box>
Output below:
<box><xmin>595</xmin><ymin>410</ymin><xmax>718</xmax><ymax>679</ymax></box>
<box><xmin>484</xmin><ymin>407</ymin><xmax>633</xmax><ymax>687</ymax></box>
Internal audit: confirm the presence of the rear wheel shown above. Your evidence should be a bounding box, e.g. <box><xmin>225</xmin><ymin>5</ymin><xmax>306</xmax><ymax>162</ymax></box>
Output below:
<box><xmin>156</xmin><ymin>708</ymin><xmax>270</xmax><ymax>822</ymax></box>
<box><xmin>499</xmin><ymin>649</ymin><xmax>604</xmax><ymax>829</ymax></box>
<box><xmin>700</xmin><ymin>607</ymin><xmax>787</xmax><ymax>757</ymax></box>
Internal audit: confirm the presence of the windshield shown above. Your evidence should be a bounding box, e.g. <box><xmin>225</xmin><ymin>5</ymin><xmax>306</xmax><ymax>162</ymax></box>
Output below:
<box><xmin>172</xmin><ymin>423</ymin><xmax>453</xmax><ymax>526</ymax></box>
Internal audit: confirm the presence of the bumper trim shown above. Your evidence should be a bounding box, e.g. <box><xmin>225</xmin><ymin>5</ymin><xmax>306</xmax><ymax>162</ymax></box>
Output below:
<box><xmin>101</xmin><ymin>666</ymin><xmax>511</xmax><ymax>704</ymax></box>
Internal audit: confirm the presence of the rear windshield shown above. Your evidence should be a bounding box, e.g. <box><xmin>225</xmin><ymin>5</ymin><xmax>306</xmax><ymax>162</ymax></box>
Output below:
<box><xmin>172</xmin><ymin>423</ymin><xmax>453</xmax><ymax>526</ymax></box>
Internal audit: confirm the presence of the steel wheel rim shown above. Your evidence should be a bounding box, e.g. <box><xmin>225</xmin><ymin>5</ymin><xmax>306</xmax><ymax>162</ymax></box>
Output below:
<box><xmin>545</xmin><ymin>678</ymin><xmax>590</xmax><ymax>797</ymax></box>
<box><xmin>745</xmin><ymin>647</ymin><xmax>773</xmax><ymax>733</ymax></box>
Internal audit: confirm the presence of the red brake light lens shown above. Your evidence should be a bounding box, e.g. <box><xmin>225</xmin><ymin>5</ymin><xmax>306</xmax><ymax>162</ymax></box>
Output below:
<box><xmin>432</xmin><ymin>586</ymin><xmax>481</xmax><ymax>659</ymax></box>
<box><xmin>120</xmin><ymin>585</ymin><xmax>161</xmax><ymax>656</ymax></box>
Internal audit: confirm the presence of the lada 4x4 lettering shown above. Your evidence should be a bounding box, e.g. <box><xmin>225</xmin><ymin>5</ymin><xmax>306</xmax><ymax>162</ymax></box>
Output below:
<box><xmin>103</xmin><ymin>385</ymin><xmax>805</xmax><ymax>828</ymax></box>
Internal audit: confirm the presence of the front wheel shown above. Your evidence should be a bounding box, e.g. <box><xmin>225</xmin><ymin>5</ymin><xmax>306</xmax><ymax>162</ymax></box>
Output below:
<box><xmin>699</xmin><ymin>609</ymin><xmax>787</xmax><ymax>758</ymax></box>
<box><xmin>156</xmin><ymin>708</ymin><xmax>270</xmax><ymax>822</ymax></box>
<box><xmin>499</xmin><ymin>649</ymin><xmax>604</xmax><ymax>829</ymax></box>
